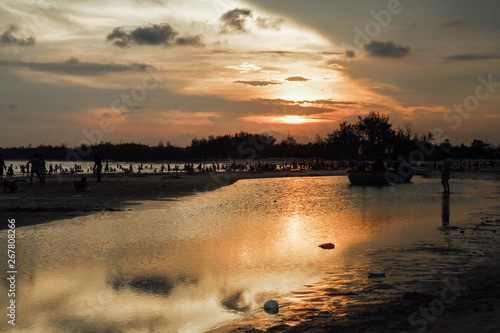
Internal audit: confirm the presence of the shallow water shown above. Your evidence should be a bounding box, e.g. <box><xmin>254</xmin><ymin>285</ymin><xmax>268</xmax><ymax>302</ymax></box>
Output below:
<box><xmin>1</xmin><ymin>175</ymin><xmax>498</xmax><ymax>332</ymax></box>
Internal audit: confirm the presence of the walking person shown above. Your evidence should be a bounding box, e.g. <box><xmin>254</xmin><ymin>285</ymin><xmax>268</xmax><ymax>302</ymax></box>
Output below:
<box><xmin>27</xmin><ymin>154</ymin><xmax>42</xmax><ymax>184</ymax></box>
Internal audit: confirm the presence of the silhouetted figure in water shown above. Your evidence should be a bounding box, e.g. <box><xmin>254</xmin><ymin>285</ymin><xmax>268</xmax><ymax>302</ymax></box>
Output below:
<box><xmin>7</xmin><ymin>164</ymin><xmax>14</xmax><ymax>177</ymax></box>
<box><xmin>3</xmin><ymin>180</ymin><xmax>17</xmax><ymax>192</ymax></box>
<box><xmin>441</xmin><ymin>153</ymin><xmax>451</xmax><ymax>194</ymax></box>
<box><xmin>39</xmin><ymin>154</ymin><xmax>46</xmax><ymax>184</ymax></box>
<box><xmin>0</xmin><ymin>154</ymin><xmax>6</xmax><ymax>182</ymax></box>
<box><xmin>93</xmin><ymin>153</ymin><xmax>102</xmax><ymax>182</ymax></box>
<box><xmin>74</xmin><ymin>177</ymin><xmax>89</xmax><ymax>191</ymax></box>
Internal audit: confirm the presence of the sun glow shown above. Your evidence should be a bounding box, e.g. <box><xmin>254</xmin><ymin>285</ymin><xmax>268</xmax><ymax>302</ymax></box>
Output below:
<box><xmin>280</xmin><ymin>115</ymin><xmax>311</xmax><ymax>124</ymax></box>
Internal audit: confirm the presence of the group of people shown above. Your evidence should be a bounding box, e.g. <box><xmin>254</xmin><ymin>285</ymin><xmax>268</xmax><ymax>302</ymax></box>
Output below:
<box><xmin>0</xmin><ymin>154</ymin><xmax>15</xmax><ymax>181</ymax></box>
<box><xmin>0</xmin><ymin>152</ymin><xmax>102</xmax><ymax>193</ymax></box>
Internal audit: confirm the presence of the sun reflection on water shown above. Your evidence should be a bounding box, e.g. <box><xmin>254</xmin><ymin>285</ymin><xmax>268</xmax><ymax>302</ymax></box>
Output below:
<box><xmin>2</xmin><ymin>176</ymin><xmax>496</xmax><ymax>332</ymax></box>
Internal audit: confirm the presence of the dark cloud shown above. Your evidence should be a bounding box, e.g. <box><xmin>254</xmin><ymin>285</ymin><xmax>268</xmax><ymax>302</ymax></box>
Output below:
<box><xmin>130</xmin><ymin>24</ymin><xmax>177</xmax><ymax>45</ymax></box>
<box><xmin>256</xmin><ymin>17</ymin><xmax>284</xmax><ymax>30</ymax></box>
<box><xmin>106</xmin><ymin>27</ymin><xmax>132</xmax><ymax>47</ymax></box>
<box><xmin>106</xmin><ymin>23</ymin><xmax>203</xmax><ymax>47</ymax></box>
<box><xmin>235</xmin><ymin>80</ymin><xmax>282</xmax><ymax>86</ymax></box>
<box><xmin>285</xmin><ymin>76</ymin><xmax>310</xmax><ymax>82</ymax></box>
<box><xmin>219</xmin><ymin>9</ymin><xmax>286</xmax><ymax>34</ymax></box>
<box><xmin>220</xmin><ymin>8</ymin><xmax>253</xmax><ymax>33</ymax></box>
<box><xmin>0</xmin><ymin>24</ymin><xmax>35</xmax><ymax>47</ymax></box>
<box><xmin>174</xmin><ymin>35</ymin><xmax>204</xmax><ymax>46</ymax></box>
<box><xmin>443</xmin><ymin>53</ymin><xmax>500</xmax><ymax>62</ymax></box>
<box><xmin>441</xmin><ymin>19</ymin><xmax>473</xmax><ymax>30</ymax></box>
<box><xmin>0</xmin><ymin>57</ymin><xmax>156</xmax><ymax>76</ymax></box>
<box><xmin>363</xmin><ymin>40</ymin><xmax>410</xmax><ymax>59</ymax></box>
<box><xmin>345</xmin><ymin>50</ymin><xmax>356</xmax><ymax>58</ymax></box>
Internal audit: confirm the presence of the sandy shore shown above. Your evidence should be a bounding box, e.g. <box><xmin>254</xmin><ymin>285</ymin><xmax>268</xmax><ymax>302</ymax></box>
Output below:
<box><xmin>2</xmin><ymin>168</ymin><xmax>500</xmax><ymax>333</ymax></box>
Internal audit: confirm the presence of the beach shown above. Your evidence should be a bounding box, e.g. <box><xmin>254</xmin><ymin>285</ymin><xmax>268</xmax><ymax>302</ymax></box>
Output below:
<box><xmin>2</xmin><ymin>169</ymin><xmax>500</xmax><ymax>332</ymax></box>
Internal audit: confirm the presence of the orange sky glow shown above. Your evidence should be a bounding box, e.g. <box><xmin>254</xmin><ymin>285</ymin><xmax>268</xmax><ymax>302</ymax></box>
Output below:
<box><xmin>0</xmin><ymin>0</ymin><xmax>499</xmax><ymax>147</ymax></box>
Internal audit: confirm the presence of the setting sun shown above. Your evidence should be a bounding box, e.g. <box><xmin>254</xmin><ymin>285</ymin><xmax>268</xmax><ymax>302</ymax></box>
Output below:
<box><xmin>279</xmin><ymin>115</ymin><xmax>313</xmax><ymax>124</ymax></box>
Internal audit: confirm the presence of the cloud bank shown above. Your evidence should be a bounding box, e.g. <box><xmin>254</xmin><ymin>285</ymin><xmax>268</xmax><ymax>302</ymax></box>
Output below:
<box><xmin>444</xmin><ymin>53</ymin><xmax>500</xmax><ymax>62</ymax></box>
<box><xmin>0</xmin><ymin>57</ymin><xmax>155</xmax><ymax>76</ymax></box>
<box><xmin>106</xmin><ymin>23</ymin><xmax>203</xmax><ymax>47</ymax></box>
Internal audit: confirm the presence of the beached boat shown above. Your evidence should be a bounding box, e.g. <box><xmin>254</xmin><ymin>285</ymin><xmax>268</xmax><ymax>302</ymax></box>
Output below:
<box><xmin>347</xmin><ymin>169</ymin><xmax>413</xmax><ymax>185</ymax></box>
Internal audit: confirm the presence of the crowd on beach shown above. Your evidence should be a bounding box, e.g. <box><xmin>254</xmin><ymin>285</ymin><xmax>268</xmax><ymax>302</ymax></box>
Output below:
<box><xmin>1</xmin><ymin>150</ymin><xmax>499</xmax><ymax>194</ymax></box>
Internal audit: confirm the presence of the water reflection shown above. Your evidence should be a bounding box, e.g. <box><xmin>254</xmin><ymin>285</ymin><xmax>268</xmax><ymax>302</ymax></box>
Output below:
<box><xmin>1</xmin><ymin>176</ymin><xmax>495</xmax><ymax>332</ymax></box>
<box><xmin>441</xmin><ymin>194</ymin><xmax>450</xmax><ymax>225</ymax></box>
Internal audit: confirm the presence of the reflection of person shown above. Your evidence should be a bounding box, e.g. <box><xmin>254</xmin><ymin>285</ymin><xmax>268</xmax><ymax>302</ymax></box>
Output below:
<box><xmin>93</xmin><ymin>153</ymin><xmax>102</xmax><ymax>182</ymax></box>
<box><xmin>441</xmin><ymin>193</ymin><xmax>450</xmax><ymax>225</ymax></box>
<box><xmin>441</xmin><ymin>153</ymin><xmax>451</xmax><ymax>194</ymax></box>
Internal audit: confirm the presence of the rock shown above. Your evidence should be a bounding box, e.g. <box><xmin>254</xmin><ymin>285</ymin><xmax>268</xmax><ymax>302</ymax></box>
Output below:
<box><xmin>319</xmin><ymin>243</ymin><xmax>335</xmax><ymax>250</ymax></box>
<box><xmin>368</xmin><ymin>272</ymin><xmax>386</xmax><ymax>278</ymax></box>
<box><xmin>264</xmin><ymin>300</ymin><xmax>279</xmax><ymax>314</ymax></box>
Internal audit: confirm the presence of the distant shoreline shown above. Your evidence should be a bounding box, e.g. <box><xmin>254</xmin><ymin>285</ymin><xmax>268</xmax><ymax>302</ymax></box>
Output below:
<box><xmin>2</xmin><ymin>168</ymin><xmax>500</xmax><ymax>230</ymax></box>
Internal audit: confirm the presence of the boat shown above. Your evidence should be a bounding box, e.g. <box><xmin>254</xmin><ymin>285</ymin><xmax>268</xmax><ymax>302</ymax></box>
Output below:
<box><xmin>347</xmin><ymin>168</ymin><xmax>413</xmax><ymax>186</ymax></box>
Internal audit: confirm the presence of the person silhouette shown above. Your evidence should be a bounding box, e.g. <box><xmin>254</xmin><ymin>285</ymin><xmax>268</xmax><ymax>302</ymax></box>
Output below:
<box><xmin>93</xmin><ymin>153</ymin><xmax>102</xmax><ymax>182</ymax></box>
<box><xmin>0</xmin><ymin>154</ymin><xmax>6</xmax><ymax>182</ymax></box>
<box><xmin>27</xmin><ymin>154</ymin><xmax>42</xmax><ymax>185</ymax></box>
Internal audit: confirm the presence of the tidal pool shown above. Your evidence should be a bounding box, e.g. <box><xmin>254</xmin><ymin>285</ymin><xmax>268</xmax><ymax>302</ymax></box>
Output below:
<box><xmin>1</xmin><ymin>175</ymin><xmax>498</xmax><ymax>332</ymax></box>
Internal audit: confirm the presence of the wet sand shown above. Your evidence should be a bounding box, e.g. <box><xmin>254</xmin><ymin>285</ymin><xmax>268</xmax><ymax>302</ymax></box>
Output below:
<box><xmin>230</xmin><ymin>214</ymin><xmax>500</xmax><ymax>333</ymax></box>
<box><xmin>2</xmin><ymin>168</ymin><xmax>500</xmax><ymax>333</ymax></box>
<box><xmin>230</xmin><ymin>170</ymin><xmax>500</xmax><ymax>333</ymax></box>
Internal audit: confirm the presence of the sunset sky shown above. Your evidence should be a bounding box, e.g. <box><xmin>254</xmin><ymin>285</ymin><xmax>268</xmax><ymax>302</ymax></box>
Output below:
<box><xmin>1</xmin><ymin>0</ymin><xmax>499</xmax><ymax>147</ymax></box>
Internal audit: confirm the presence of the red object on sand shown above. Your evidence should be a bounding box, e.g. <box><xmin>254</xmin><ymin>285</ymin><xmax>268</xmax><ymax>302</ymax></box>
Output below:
<box><xmin>318</xmin><ymin>243</ymin><xmax>335</xmax><ymax>249</ymax></box>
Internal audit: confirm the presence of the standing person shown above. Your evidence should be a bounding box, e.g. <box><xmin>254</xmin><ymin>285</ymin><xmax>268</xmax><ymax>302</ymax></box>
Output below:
<box><xmin>93</xmin><ymin>153</ymin><xmax>102</xmax><ymax>182</ymax></box>
<box><xmin>441</xmin><ymin>152</ymin><xmax>451</xmax><ymax>194</ymax></box>
<box><xmin>0</xmin><ymin>154</ymin><xmax>6</xmax><ymax>182</ymax></box>
<box><xmin>38</xmin><ymin>154</ymin><xmax>46</xmax><ymax>184</ymax></box>
<box><xmin>27</xmin><ymin>154</ymin><xmax>42</xmax><ymax>184</ymax></box>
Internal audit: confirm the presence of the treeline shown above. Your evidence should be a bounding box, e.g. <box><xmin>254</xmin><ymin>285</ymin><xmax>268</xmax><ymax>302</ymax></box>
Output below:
<box><xmin>1</xmin><ymin>112</ymin><xmax>499</xmax><ymax>162</ymax></box>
